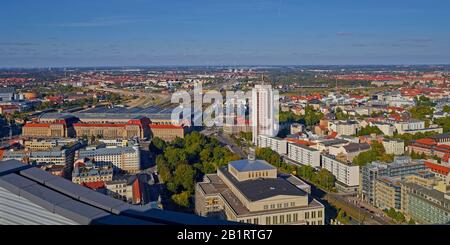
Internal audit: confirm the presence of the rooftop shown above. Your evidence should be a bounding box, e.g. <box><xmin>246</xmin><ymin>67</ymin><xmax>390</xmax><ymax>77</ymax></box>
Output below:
<box><xmin>0</xmin><ymin>160</ymin><xmax>234</xmax><ymax>225</ymax></box>
<box><xmin>343</xmin><ymin>142</ymin><xmax>371</xmax><ymax>153</ymax></box>
<box><xmin>220</xmin><ymin>166</ymin><xmax>307</xmax><ymax>202</ymax></box>
<box><xmin>228</xmin><ymin>159</ymin><xmax>276</xmax><ymax>173</ymax></box>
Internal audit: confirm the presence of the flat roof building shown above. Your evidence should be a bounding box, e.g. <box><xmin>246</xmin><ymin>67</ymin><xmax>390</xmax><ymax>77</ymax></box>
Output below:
<box><xmin>0</xmin><ymin>160</ymin><xmax>232</xmax><ymax>225</ymax></box>
<box><xmin>195</xmin><ymin>158</ymin><xmax>325</xmax><ymax>225</ymax></box>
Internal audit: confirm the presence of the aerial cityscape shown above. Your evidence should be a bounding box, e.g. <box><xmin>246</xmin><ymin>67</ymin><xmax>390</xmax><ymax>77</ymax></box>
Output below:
<box><xmin>0</xmin><ymin>0</ymin><xmax>449</xmax><ymax>235</ymax></box>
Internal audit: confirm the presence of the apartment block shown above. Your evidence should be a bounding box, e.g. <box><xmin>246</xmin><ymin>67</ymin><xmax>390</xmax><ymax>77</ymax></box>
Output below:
<box><xmin>359</xmin><ymin>156</ymin><xmax>426</xmax><ymax>205</ymax></box>
<box><xmin>321</xmin><ymin>154</ymin><xmax>359</xmax><ymax>193</ymax></box>
<box><xmin>287</xmin><ymin>143</ymin><xmax>321</xmax><ymax>167</ymax></box>
<box><xmin>257</xmin><ymin>135</ymin><xmax>288</xmax><ymax>155</ymax></box>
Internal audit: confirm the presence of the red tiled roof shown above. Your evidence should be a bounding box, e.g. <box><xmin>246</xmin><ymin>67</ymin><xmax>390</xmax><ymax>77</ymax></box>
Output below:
<box><xmin>73</xmin><ymin>123</ymin><xmax>127</xmax><ymax>128</ymax></box>
<box><xmin>132</xmin><ymin>178</ymin><xmax>141</xmax><ymax>204</ymax></box>
<box><xmin>327</xmin><ymin>131</ymin><xmax>338</xmax><ymax>139</ymax></box>
<box><xmin>81</xmin><ymin>181</ymin><xmax>105</xmax><ymax>190</ymax></box>
<box><xmin>443</xmin><ymin>154</ymin><xmax>450</xmax><ymax>163</ymax></box>
<box><xmin>149</xmin><ymin>124</ymin><xmax>183</xmax><ymax>129</ymax></box>
<box><xmin>425</xmin><ymin>161</ymin><xmax>450</xmax><ymax>175</ymax></box>
<box><xmin>24</xmin><ymin>123</ymin><xmax>51</xmax><ymax>128</ymax></box>
<box><xmin>286</xmin><ymin>138</ymin><xmax>316</xmax><ymax>146</ymax></box>
<box><xmin>415</xmin><ymin>138</ymin><xmax>437</xmax><ymax>145</ymax></box>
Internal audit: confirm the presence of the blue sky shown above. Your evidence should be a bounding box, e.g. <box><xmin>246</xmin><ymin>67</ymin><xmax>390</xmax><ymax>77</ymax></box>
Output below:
<box><xmin>1</xmin><ymin>0</ymin><xmax>450</xmax><ymax>67</ymax></box>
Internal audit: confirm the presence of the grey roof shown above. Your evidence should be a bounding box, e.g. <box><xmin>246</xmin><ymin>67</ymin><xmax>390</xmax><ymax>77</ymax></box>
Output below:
<box><xmin>319</xmin><ymin>139</ymin><xmax>348</xmax><ymax>146</ymax></box>
<box><xmin>430</xmin><ymin>133</ymin><xmax>450</xmax><ymax>140</ymax></box>
<box><xmin>0</xmin><ymin>160</ymin><xmax>31</xmax><ymax>176</ymax></box>
<box><xmin>0</xmin><ymin>160</ymin><xmax>236</xmax><ymax>225</ymax></box>
<box><xmin>0</xmin><ymin>87</ymin><xmax>15</xmax><ymax>94</ymax></box>
<box><xmin>289</xmin><ymin>142</ymin><xmax>319</xmax><ymax>151</ymax></box>
<box><xmin>343</xmin><ymin>142</ymin><xmax>370</xmax><ymax>153</ymax></box>
<box><xmin>219</xmin><ymin>166</ymin><xmax>307</xmax><ymax>202</ymax></box>
<box><xmin>39</xmin><ymin>110</ymin><xmax>173</xmax><ymax>121</ymax></box>
<box><xmin>402</xmin><ymin>182</ymin><xmax>450</xmax><ymax>209</ymax></box>
<box><xmin>79</xmin><ymin>147</ymin><xmax>136</xmax><ymax>157</ymax></box>
<box><xmin>229</xmin><ymin>159</ymin><xmax>276</xmax><ymax>172</ymax></box>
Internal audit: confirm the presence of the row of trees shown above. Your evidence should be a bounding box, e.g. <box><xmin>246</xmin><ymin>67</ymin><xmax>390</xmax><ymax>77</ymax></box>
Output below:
<box><xmin>385</xmin><ymin>208</ymin><xmax>415</xmax><ymax>224</ymax></box>
<box><xmin>153</xmin><ymin>132</ymin><xmax>241</xmax><ymax>208</ymax></box>
<box><xmin>297</xmin><ymin>165</ymin><xmax>336</xmax><ymax>191</ymax></box>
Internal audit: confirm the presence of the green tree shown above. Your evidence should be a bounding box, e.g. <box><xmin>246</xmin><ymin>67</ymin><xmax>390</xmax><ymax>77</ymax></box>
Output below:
<box><xmin>164</xmin><ymin>147</ymin><xmax>188</xmax><ymax>168</ymax></box>
<box><xmin>171</xmin><ymin>191</ymin><xmax>190</xmax><ymax>208</ymax></box>
<box><xmin>443</xmin><ymin>105</ymin><xmax>450</xmax><ymax>113</ymax></box>
<box><xmin>150</xmin><ymin>137</ymin><xmax>167</xmax><ymax>154</ymax></box>
<box><xmin>312</xmin><ymin>169</ymin><xmax>336</xmax><ymax>189</ymax></box>
<box><xmin>335</xmin><ymin>107</ymin><xmax>350</xmax><ymax>120</ymax></box>
<box><xmin>156</xmin><ymin>155</ymin><xmax>172</xmax><ymax>183</ymax></box>
<box><xmin>174</xmin><ymin>164</ymin><xmax>195</xmax><ymax>193</ymax></box>
<box><xmin>435</xmin><ymin>116</ymin><xmax>450</xmax><ymax>133</ymax></box>
<box><xmin>298</xmin><ymin>165</ymin><xmax>315</xmax><ymax>180</ymax></box>
<box><xmin>356</xmin><ymin>125</ymin><xmax>383</xmax><ymax>136</ymax></box>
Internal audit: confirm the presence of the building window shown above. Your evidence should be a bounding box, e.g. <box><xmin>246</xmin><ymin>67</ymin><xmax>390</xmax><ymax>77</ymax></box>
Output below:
<box><xmin>264</xmin><ymin>205</ymin><xmax>268</xmax><ymax>210</ymax></box>
<box><xmin>277</xmin><ymin>204</ymin><xmax>282</xmax><ymax>208</ymax></box>
<box><xmin>266</xmin><ymin>216</ymin><xmax>271</xmax><ymax>225</ymax></box>
<box><xmin>305</xmin><ymin>212</ymin><xmax>309</xmax><ymax>219</ymax></box>
<box><xmin>254</xmin><ymin>218</ymin><xmax>259</xmax><ymax>225</ymax></box>
<box><xmin>290</xmin><ymin>202</ymin><xmax>295</xmax><ymax>207</ymax></box>
<box><xmin>246</xmin><ymin>219</ymin><xmax>252</xmax><ymax>223</ymax></box>
<box><xmin>287</xmin><ymin>214</ymin><xmax>292</xmax><ymax>223</ymax></box>
<box><xmin>280</xmin><ymin>215</ymin><xmax>285</xmax><ymax>224</ymax></box>
<box><xmin>284</xmin><ymin>203</ymin><xmax>289</xmax><ymax>208</ymax></box>
<box><xmin>318</xmin><ymin>210</ymin><xmax>323</xmax><ymax>218</ymax></box>
<box><xmin>270</xmin><ymin>204</ymin><xmax>275</xmax><ymax>209</ymax></box>
<box><xmin>312</xmin><ymin>211</ymin><xmax>316</xmax><ymax>219</ymax></box>
<box><xmin>293</xmin><ymin>213</ymin><xmax>298</xmax><ymax>222</ymax></box>
<box><xmin>273</xmin><ymin>216</ymin><xmax>278</xmax><ymax>225</ymax></box>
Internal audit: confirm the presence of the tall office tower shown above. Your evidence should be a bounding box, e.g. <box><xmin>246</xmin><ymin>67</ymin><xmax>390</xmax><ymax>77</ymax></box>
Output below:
<box><xmin>251</xmin><ymin>84</ymin><xmax>278</xmax><ymax>144</ymax></box>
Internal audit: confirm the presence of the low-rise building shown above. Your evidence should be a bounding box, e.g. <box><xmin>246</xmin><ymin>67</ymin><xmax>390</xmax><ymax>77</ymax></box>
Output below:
<box><xmin>22</xmin><ymin>138</ymin><xmax>81</xmax><ymax>151</ymax></box>
<box><xmin>329</xmin><ymin>120</ymin><xmax>359</xmax><ymax>136</ymax></box>
<box><xmin>149</xmin><ymin>124</ymin><xmax>186</xmax><ymax>142</ymax></box>
<box><xmin>290</xmin><ymin>123</ymin><xmax>303</xmax><ymax>135</ymax></box>
<box><xmin>77</xmin><ymin>146</ymin><xmax>141</xmax><ymax>173</ymax></box>
<box><xmin>382</xmin><ymin>139</ymin><xmax>405</xmax><ymax>155</ymax></box>
<box><xmin>372</xmin><ymin>122</ymin><xmax>396</xmax><ymax>136</ymax></box>
<box><xmin>1</xmin><ymin>141</ymin><xmax>85</xmax><ymax>171</ymax></box>
<box><xmin>71</xmin><ymin>158</ymin><xmax>113</xmax><ymax>184</ymax></box>
<box><xmin>408</xmin><ymin>138</ymin><xmax>450</xmax><ymax>158</ymax></box>
<box><xmin>329</xmin><ymin>142</ymin><xmax>371</xmax><ymax>162</ymax></box>
<box><xmin>105</xmin><ymin>174</ymin><xmax>154</xmax><ymax>205</ymax></box>
<box><xmin>195</xmin><ymin>158</ymin><xmax>325</xmax><ymax>225</ymax></box>
<box><xmin>401</xmin><ymin>182</ymin><xmax>450</xmax><ymax>224</ymax></box>
<box><xmin>424</xmin><ymin>161</ymin><xmax>450</xmax><ymax>184</ymax></box>
<box><xmin>22</xmin><ymin>122</ymin><xmax>69</xmax><ymax>138</ymax></box>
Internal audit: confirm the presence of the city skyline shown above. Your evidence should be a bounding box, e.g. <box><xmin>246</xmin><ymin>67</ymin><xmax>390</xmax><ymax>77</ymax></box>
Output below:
<box><xmin>2</xmin><ymin>0</ymin><xmax>450</xmax><ymax>67</ymax></box>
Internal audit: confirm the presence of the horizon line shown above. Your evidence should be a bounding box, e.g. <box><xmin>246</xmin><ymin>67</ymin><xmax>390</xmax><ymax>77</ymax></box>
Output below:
<box><xmin>1</xmin><ymin>63</ymin><xmax>450</xmax><ymax>70</ymax></box>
